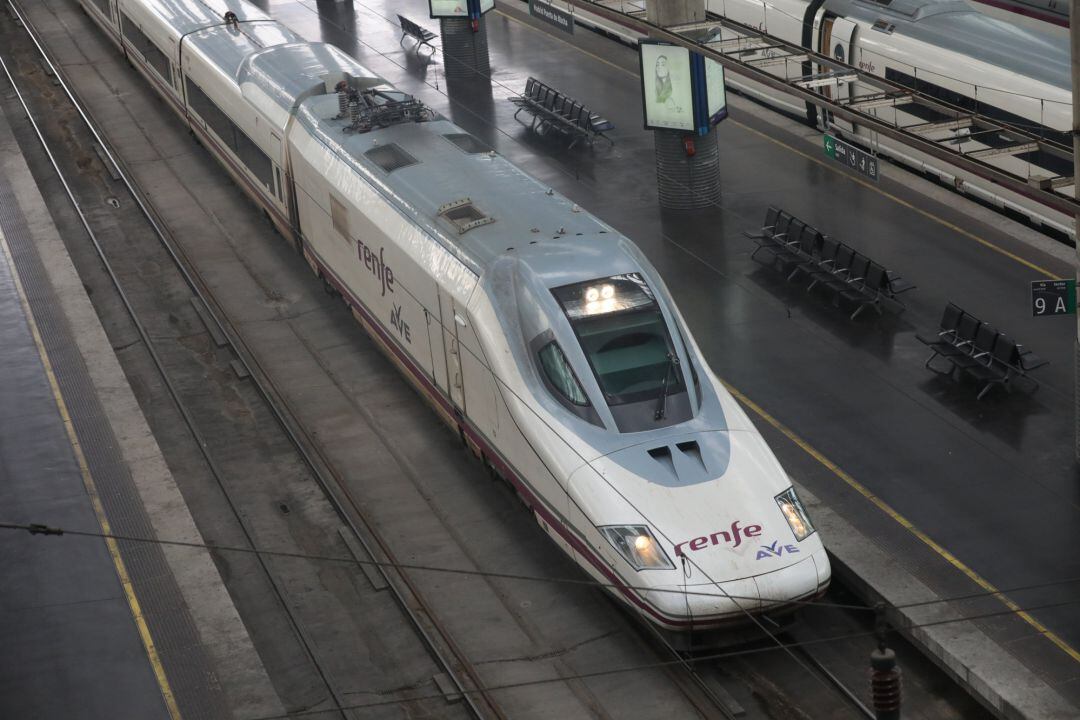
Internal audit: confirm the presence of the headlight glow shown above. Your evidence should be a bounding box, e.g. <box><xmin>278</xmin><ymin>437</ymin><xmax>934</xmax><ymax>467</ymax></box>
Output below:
<box><xmin>600</xmin><ymin>283</ymin><xmax>615</xmax><ymax>299</ymax></box>
<box><xmin>775</xmin><ymin>487</ymin><xmax>814</xmax><ymax>542</ymax></box>
<box><xmin>585</xmin><ymin>286</ymin><xmax>600</xmax><ymax>302</ymax></box>
<box><xmin>600</xmin><ymin>525</ymin><xmax>674</xmax><ymax>570</ymax></box>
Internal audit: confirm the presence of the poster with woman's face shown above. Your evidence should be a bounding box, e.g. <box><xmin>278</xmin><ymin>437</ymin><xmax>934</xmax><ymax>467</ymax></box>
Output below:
<box><xmin>640</xmin><ymin>43</ymin><xmax>693</xmax><ymax>131</ymax></box>
<box><xmin>430</xmin><ymin>0</ymin><xmax>467</xmax><ymax>17</ymax></box>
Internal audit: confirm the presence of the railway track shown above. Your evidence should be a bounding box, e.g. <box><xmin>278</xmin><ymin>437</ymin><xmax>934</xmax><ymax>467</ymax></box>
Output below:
<box><xmin>1</xmin><ymin>2</ymin><xmax>760</xmax><ymax>718</ymax></box>
<box><xmin>0</xmin><ymin>2</ymin><xmax>951</xmax><ymax>719</ymax></box>
<box><xmin>0</xmin><ymin>2</ymin><xmax>496</xmax><ymax>717</ymax></box>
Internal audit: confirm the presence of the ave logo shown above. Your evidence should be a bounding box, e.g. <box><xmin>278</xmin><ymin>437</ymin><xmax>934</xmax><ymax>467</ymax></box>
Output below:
<box><xmin>756</xmin><ymin>540</ymin><xmax>800</xmax><ymax>561</ymax></box>
<box><xmin>390</xmin><ymin>304</ymin><xmax>411</xmax><ymax>343</ymax></box>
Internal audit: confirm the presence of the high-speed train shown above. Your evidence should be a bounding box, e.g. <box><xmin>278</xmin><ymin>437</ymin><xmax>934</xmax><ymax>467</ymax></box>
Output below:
<box><xmin>970</xmin><ymin>0</ymin><xmax>1068</xmax><ymax>27</ymax></box>
<box><xmin>705</xmin><ymin>0</ymin><xmax>1073</xmax><ymax>236</ymax></box>
<box><xmin>77</xmin><ymin>0</ymin><xmax>830</xmax><ymax>636</ymax></box>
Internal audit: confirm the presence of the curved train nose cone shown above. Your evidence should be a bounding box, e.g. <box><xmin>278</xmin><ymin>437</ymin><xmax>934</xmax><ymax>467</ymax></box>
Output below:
<box><xmin>575</xmin><ymin>428</ymin><xmax>829</xmax><ymax>627</ymax></box>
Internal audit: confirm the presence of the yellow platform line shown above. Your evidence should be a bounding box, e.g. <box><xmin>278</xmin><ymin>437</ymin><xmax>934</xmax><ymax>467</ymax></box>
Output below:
<box><xmin>498</xmin><ymin>5</ymin><xmax>1062</xmax><ymax>280</ymax></box>
<box><xmin>502</xmin><ymin>5</ymin><xmax>1080</xmax><ymax>663</ymax></box>
<box><xmin>723</xmin><ymin>381</ymin><xmax>1080</xmax><ymax>664</ymax></box>
<box><xmin>0</xmin><ymin>227</ymin><xmax>183</xmax><ymax>719</ymax></box>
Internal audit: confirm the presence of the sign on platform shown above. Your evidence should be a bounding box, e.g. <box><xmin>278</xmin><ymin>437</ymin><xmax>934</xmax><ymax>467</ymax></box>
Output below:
<box><xmin>1031</xmin><ymin>279</ymin><xmax>1076</xmax><ymax>316</ymax></box>
<box><xmin>824</xmin><ymin>134</ymin><xmax>878</xmax><ymax>181</ymax></box>
<box><xmin>430</xmin><ymin>0</ymin><xmax>493</xmax><ymax>18</ymax></box>
<box><xmin>529</xmin><ymin>0</ymin><xmax>574</xmax><ymax>33</ymax></box>
<box><xmin>639</xmin><ymin>42</ymin><xmax>728</xmax><ymax>133</ymax></box>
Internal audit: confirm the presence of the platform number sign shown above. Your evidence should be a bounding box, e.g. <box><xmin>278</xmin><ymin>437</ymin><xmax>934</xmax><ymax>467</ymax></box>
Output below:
<box><xmin>824</xmin><ymin>134</ymin><xmax>878</xmax><ymax>182</ymax></box>
<box><xmin>1031</xmin><ymin>279</ymin><xmax>1076</xmax><ymax>317</ymax></box>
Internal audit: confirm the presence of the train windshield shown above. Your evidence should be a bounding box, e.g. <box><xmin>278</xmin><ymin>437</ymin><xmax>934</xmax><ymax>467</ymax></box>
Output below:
<box><xmin>552</xmin><ymin>274</ymin><xmax>685</xmax><ymax>409</ymax></box>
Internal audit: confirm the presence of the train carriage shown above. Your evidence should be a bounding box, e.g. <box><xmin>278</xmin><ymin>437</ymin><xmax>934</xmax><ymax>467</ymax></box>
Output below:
<box><xmin>77</xmin><ymin>0</ymin><xmax>831</xmax><ymax>640</ymax></box>
<box><xmin>708</xmin><ymin>0</ymin><xmax>1073</xmax><ymax>234</ymax></box>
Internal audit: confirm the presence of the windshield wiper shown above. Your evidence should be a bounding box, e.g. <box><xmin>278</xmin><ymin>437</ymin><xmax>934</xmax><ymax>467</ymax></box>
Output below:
<box><xmin>654</xmin><ymin>352</ymin><xmax>680</xmax><ymax>421</ymax></box>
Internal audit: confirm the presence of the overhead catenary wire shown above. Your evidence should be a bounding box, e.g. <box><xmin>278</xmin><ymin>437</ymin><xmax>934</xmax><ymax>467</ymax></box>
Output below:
<box><xmin>19</xmin><ymin>0</ymin><xmax>1076</xmax><ymax>699</ymax></box>
<box><xmin>227</xmin><ymin>594</ymin><xmax>1080</xmax><ymax>720</ymax></box>
<box><xmin>17</xmin><ymin>0</ymin><xmax>1073</xmax><ymax>680</ymax></box>
<box><xmin>4</xmin><ymin>519</ymin><xmax>1079</xmax><ymax>616</ymax></box>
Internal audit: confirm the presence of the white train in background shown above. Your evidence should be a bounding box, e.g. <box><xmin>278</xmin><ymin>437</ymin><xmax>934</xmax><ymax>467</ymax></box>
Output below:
<box><xmin>703</xmin><ymin>0</ymin><xmax>1073</xmax><ymax>237</ymax></box>
<box><xmin>77</xmin><ymin>0</ymin><xmax>831</xmax><ymax>641</ymax></box>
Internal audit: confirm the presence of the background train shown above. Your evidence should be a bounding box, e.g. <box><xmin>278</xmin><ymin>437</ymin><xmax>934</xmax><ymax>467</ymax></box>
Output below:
<box><xmin>969</xmin><ymin>0</ymin><xmax>1068</xmax><ymax>27</ymax></box>
<box><xmin>77</xmin><ymin>0</ymin><xmax>830</xmax><ymax>638</ymax></box>
<box><xmin>705</xmin><ymin>0</ymin><xmax>1073</xmax><ymax>237</ymax></box>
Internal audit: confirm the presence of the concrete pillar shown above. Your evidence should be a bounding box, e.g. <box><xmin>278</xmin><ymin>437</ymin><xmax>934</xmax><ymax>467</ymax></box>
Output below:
<box><xmin>645</xmin><ymin>0</ymin><xmax>705</xmax><ymax>26</ymax></box>
<box><xmin>1071</xmin><ymin>0</ymin><xmax>1079</xmax><ymax>461</ymax></box>
<box><xmin>654</xmin><ymin>127</ymin><xmax>721</xmax><ymax>210</ymax></box>
<box><xmin>647</xmin><ymin>0</ymin><xmax>720</xmax><ymax>210</ymax></box>
<box><xmin>440</xmin><ymin>16</ymin><xmax>490</xmax><ymax>82</ymax></box>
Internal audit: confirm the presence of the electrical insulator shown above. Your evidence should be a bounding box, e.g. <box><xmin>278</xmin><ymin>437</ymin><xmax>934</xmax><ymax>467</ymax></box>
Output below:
<box><xmin>870</xmin><ymin>646</ymin><xmax>902</xmax><ymax>720</ymax></box>
<box><xmin>683</xmin><ymin>136</ymin><xmax>696</xmax><ymax>157</ymax></box>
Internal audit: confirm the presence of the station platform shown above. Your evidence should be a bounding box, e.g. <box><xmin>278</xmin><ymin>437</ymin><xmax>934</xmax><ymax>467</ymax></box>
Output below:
<box><xmin>0</xmin><ymin>97</ymin><xmax>281</xmax><ymax>719</ymax></box>
<box><xmin>10</xmin><ymin>0</ymin><xmax>1080</xmax><ymax>717</ymax></box>
<box><xmin>257</xmin><ymin>0</ymin><xmax>1080</xmax><ymax>713</ymax></box>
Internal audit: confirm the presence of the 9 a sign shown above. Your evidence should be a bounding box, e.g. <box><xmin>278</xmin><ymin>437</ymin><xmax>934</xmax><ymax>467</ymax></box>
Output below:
<box><xmin>1031</xmin><ymin>279</ymin><xmax>1076</xmax><ymax>317</ymax></box>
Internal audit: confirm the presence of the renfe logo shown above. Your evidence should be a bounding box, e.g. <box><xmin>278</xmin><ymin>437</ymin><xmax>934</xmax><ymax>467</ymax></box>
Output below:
<box><xmin>357</xmin><ymin>239</ymin><xmax>395</xmax><ymax>297</ymax></box>
<box><xmin>674</xmin><ymin>521</ymin><xmax>762</xmax><ymax>557</ymax></box>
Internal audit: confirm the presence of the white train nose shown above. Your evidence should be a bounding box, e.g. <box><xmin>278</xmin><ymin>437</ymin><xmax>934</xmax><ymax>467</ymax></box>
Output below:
<box><xmin>644</xmin><ymin>552</ymin><xmax>824</xmax><ymax>626</ymax></box>
<box><xmin>645</xmin><ymin>575</ymin><xmax>762</xmax><ymax>621</ymax></box>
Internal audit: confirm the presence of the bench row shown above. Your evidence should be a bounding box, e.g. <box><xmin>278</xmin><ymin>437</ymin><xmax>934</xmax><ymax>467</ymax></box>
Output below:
<box><xmin>397</xmin><ymin>14</ymin><xmax>437</xmax><ymax>54</ymax></box>
<box><xmin>747</xmin><ymin>206</ymin><xmax>914</xmax><ymax>320</ymax></box>
<box><xmin>916</xmin><ymin>303</ymin><xmax>1047</xmax><ymax>400</ymax></box>
<box><xmin>510</xmin><ymin>77</ymin><xmax>615</xmax><ymax>148</ymax></box>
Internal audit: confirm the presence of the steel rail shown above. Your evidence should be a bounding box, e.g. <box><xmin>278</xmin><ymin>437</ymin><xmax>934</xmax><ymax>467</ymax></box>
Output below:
<box><xmin>575</xmin><ymin>0</ymin><xmax>1080</xmax><ymax>217</ymax></box>
<box><xmin>0</xmin><ymin>13</ymin><xmax>359</xmax><ymax>720</ymax></box>
<box><xmin>786</xmin><ymin>638</ymin><xmax>876</xmax><ymax>719</ymax></box>
<box><xmin>5</xmin><ymin>2</ymin><xmax>500</xmax><ymax>718</ymax></box>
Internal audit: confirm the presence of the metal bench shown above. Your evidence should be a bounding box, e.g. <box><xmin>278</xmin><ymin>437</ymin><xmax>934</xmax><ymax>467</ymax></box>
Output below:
<box><xmin>916</xmin><ymin>302</ymin><xmax>1048</xmax><ymax>399</ymax></box>
<box><xmin>745</xmin><ymin>207</ymin><xmax>914</xmax><ymax>319</ymax></box>
<box><xmin>397</xmin><ymin>14</ymin><xmax>437</xmax><ymax>55</ymax></box>
<box><xmin>509</xmin><ymin>77</ymin><xmax>615</xmax><ymax>149</ymax></box>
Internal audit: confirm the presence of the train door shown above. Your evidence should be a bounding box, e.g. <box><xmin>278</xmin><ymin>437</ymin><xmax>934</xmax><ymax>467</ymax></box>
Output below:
<box><xmin>439</xmin><ymin>289</ymin><xmax>467</xmax><ymax>417</ymax></box>
<box><xmin>819</xmin><ymin>14</ymin><xmax>858</xmax><ymax>133</ymax></box>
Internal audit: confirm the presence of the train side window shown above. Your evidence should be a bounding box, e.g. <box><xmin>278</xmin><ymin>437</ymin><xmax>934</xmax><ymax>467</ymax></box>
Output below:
<box><xmin>185</xmin><ymin>77</ymin><xmax>274</xmax><ymax>192</ymax></box>
<box><xmin>91</xmin><ymin>0</ymin><xmax>111</xmax><ymax>18</ymax></box>
<box><xmin>234</xmin><ymin>130</ymin><xmax>273</xmax><ymax>191</ymax></box>
<box><xmin>185</xmin><ymin>78</ymin><xmax>233</xmax><ymax>147</ymax></box>
<box><xmin>538</xmin><ymin>341</ymin><xmax>589</xmax><ymax>407</ymax></box>
<box><xmin>330</xmin><ymin>194</ymin><xmax>349</xmax><ymax>239</ymax></box>
<box><xmin>119</xmin><ymin>12</ymin><xmax>170</xmax><ymax>83</ymax></box>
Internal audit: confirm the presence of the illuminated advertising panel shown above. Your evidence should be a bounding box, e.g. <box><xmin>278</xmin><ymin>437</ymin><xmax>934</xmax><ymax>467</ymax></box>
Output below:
<box><xmin>639</xmin><ymin>42</ymin><xmax>694</xmax><ymax>132</ymax></box>
<box><xmin>430</xmin><ymin>0</ymin><xmax>468</xmax><ymax>17</ymax></box>
<box><xmin>705</xmin><ymin>57</ymin><xmax>728</xmax><ymax>124</ymax></box>
<box><xmin>429</xmin><ymin>0</ymin><xmax>494</xmax><ymax>17</ymax></box>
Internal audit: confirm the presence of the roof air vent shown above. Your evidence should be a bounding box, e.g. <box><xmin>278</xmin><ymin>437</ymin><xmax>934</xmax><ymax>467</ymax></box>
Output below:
<box><xmin>365</xmin><ymin>143</ymin><xmax>419</xmax><ymax>173</ymax></box>
<box><xmin>871</xmin><ymin>18</ymin><xmax>896</xmax><ymax>33</ymax></box>
<box><xmin>438</xmin><ymin>198</ymin><xmax>495</xmax><ymax>234</ymax></box>
<box><xmin>443</xmin><ymin>133</ymin><xmax>491</xmax><ymax>154</ymax></box>
<box><xmin>647</xmin><ymin>446</ymin><xmax>676</xmax><ymax>478</ymax></box>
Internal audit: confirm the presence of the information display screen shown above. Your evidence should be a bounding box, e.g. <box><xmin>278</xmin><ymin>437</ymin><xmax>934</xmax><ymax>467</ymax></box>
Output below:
<box><xmin>430</xmin><ymin>0</ymin><xmax>468</xmax><ymax>17</ymax></box>
<box><xmin>639</xmin><ymin>42</ymin><xmax>694</xmax><ymax>131</ymax></box>
<box><xmin>705</xmin><ymin>57</ymin><xmax>728</xmax><ymax>123</ymax></box>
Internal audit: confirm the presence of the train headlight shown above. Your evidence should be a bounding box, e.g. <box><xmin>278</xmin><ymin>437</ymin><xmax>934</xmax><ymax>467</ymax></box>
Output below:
<box><xmin>775</xmin><ymin>487</ymin><xmax>814</xmax><ymax>542</ymax></box>
<box><xmin>600</xmin><ymin>525</ymin><xmax>674</xmax><ymax>570</ymax></box>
